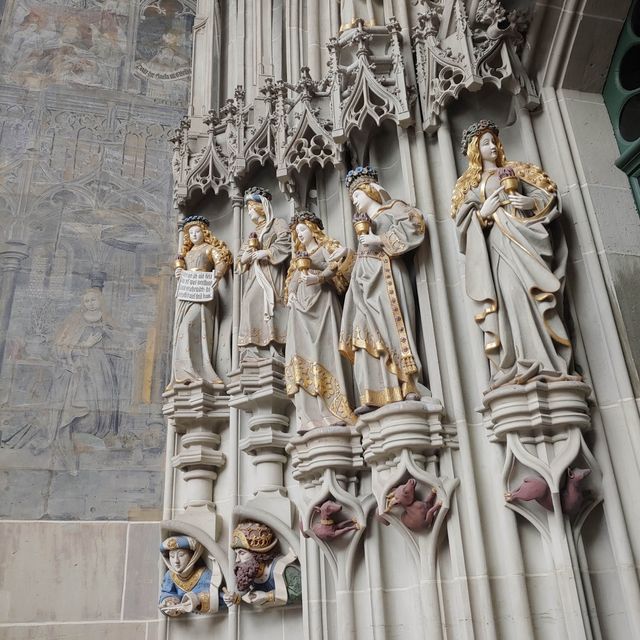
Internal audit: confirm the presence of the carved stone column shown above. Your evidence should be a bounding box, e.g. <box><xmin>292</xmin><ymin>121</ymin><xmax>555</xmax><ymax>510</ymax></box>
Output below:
<box><xmin>228</xmin><ymin>357</ymin><xmax>293</xmax><ymax>525</ymax></box>
<box><xmin>0</xmin><ymin>240</ymin><xmax>28</xmax><ymax>371</ymax></box>
<box><xmin>484</xmin><ymin>380</ymin><xmax>598</xmax><ymax>640</ymax></box>
<box><xmin>162</xmin><ymin>381</ymin><xmax>229</xmax><ymax>534</ymax></box>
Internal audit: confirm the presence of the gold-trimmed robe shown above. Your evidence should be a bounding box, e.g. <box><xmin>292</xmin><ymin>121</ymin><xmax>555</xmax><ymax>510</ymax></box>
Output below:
<box><xmin>285</xmin><ymin>246</ymin><xmax>356</xmax><ymax>431</ymax></box>
<box><xmin>454</xmin><ymin>167</ymin><xmax>575</xmax><ymax>388</ymax></box>
<box><xmin>339</xmin><ymin>199</ymin><xmax>426</xmax><ymax>407</ymax></box>
<box><xmin>237</xmin><ymin>217</ymin><xmax>290</xmax><ymax>348</ymax></box>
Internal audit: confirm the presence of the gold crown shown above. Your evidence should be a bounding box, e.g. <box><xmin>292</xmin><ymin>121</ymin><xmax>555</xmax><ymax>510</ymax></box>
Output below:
<box><xmin>231</xmin><ymin>521</ymin><xmax>278</xmax><ymax>553</ymax></box>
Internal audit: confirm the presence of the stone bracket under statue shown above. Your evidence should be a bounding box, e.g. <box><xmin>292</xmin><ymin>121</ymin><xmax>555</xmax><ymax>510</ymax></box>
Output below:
<box><xmin>356</xmin><ymin>398</ymin><xmax>459</xmax><ymax>637</ymax></box>
<box><xmin>228</xmin><ymin>356</ymin><xmax>295</xmax><ymax>526</ymax></box>
<box><xmin>288</xmin><ymin>425</ymin><xmax>368</xmax><ymax>593</ymax></box>
<box><xmin>357</xmin><ymin>399</ymin><xmax>459</xmax><ymax>537</ymax></box>
<box><xmin>484</xmin><ymin>380</ymin><xmax>602</xmax><ymax>529</ymax></box>
<box><xmin>163</xmin><ymin>380</ymin><xmax>230</xmax><ymax>535</ymax></box>
<box><xmin>484</xmin><ymin>379</ymin><xmax>602</xmax><ymax>640</ymax></box>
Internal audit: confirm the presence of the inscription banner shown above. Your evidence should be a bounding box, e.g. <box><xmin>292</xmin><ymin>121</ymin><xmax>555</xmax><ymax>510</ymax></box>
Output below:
<box><xmin>176</xmin><ymin>271</ymin><xmax>216</xmax><ymax>301</ymax></box>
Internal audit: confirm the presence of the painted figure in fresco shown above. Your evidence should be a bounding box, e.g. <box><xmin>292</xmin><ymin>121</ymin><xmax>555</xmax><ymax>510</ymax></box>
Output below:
<box><xmin>339</xmin><ymin>166</ymin><xmax>427</xmax><ymax>415</ymax></box>
<box><xmin>451</xmin><ymin>120</ymin><xmax>577</xmax><ymax>388</ymax></box>
<box><xmin>169</xmin><ymin>215</ymin><xmax>232</xmax><ymax>389</ymax></box>
<box><xmin>2</xmin><ymin>285</ymin><xmax>121</xmax><ymax>468</ymax></box>
<box><xmin>52</xmin><ymin>286</ymin><xmax>119</xmax><ymax>472</ymax></box>
<box><xmin>236</xmin><ymin>187</ymin><xmax>290</xmax><ymax>359</ymax></box>
<box><xmin>159</xmin><ymin>535</ymin><xmax>223</xmax><ymax>616</ymax></box>
<box><xmin>284</xmin><ymin>211</ymin><xmax>356</xmax><ymax>432</ymax></box>
<box><xmin>222</xmin><ymin>521</ymin><xmax>301</xmax><ymax>608</ymax></box>
<box><xmin>145</xmin><ymin>30</ymin><xmax>190</xmax><ymax>74</ymax></box>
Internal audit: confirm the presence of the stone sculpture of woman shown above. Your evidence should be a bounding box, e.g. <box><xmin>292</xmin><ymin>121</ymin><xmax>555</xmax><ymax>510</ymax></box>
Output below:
<box><xmin>451</xmin><ymin>120</ymin><xmax>576</xmax><ymax>388</ymax></box>
<box><xmin>339</xmin><ymin>166</ymin><xmax>427</xmax><ymax>414</ymax></box>
<box><xmin>284</xmin><ymin>211</ymin><xmax>356</xmax><ymax>432</ymax></box>
<box><xmin>338</xmin><ymin>0</ymin><xmax>377</xmax><ymax>31</ymax></box>
<box><xmin>236</xmin><ymin>187</ymin><xmax>290</xmax><ymax>359</ymax></box>
<box><xmin>169</xmin><ymin>215</ymin><xmax>232</xmax><ymax>389</ymax></box>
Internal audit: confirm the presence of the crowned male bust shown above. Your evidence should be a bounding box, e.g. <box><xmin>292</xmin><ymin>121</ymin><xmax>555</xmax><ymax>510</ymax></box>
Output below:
<box><xmin>222</xmin><ymin>521</ymin><xmax>301</xmax><ymax>608</ymax></box>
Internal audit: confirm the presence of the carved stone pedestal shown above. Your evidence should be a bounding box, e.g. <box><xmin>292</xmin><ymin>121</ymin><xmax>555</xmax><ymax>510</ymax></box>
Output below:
<box><xmin>288</xmin><ymin>426</ymin><xmax>364</xmax><ymax>485</ymax></box>
<box><xmin>356</xmin><ymin>399</ymin><xmax>455</xmax><ymax>509</ymax></box>
<box><xmin>228</xmin><ymin>357</ymin><xmax>293</xmax><ymax>525</ymax></box>
<box><xmin>484</xmin><ymin>379</ymin><xmax>591</xmax><ymax>442</ymax></box>
<box><xmin>358</xmin><ymin>399</ymin><xmax>445</xmax><ymax>469</ymax></box>
<box><xmin>162</xmin><ymin>381</ymin><xmax>229</xmax><ymax>533</ymax></box>
<box><xmin>288</xmin><ymin>427</ymin><xmax>367</xmax><ymax>640</ymax></box>
<box><xmin>287</xmin><ymin>425</ymin><xmax>366</xmax><ymax>540</ymax></box>
<box><xmin>483</xmin><ymin>380</ymin><xmax>597</xmax><ymax>640</ymax></box>
<box><xmin>357</xmin><ymin>399</ymin><xmax>457</xmax><ymax>640</ymax></box>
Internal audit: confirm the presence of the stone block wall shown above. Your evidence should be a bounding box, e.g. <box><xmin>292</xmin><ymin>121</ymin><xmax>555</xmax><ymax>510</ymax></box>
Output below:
<box><xmin>0</xmin><ymin>0</ymin><xmax>190</xmax><ymax>636</ymax></box>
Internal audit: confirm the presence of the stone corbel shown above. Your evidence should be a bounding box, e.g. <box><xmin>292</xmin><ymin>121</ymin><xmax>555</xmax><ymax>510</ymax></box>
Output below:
<box><xmin>288</xmin><ymin>427</ymin><xmax>372</xmax><ymax>640</ymax></box>
<box><xmin>356</xmin><ymin>399</ymin><xmax>457</xmax><ymax>640</ymax></box>
<box><xmin>228</xmin><ymin>357</ymin><xmax>294</xmax><ymax>525</ymax></box>
<box><xmin>356</xmin><ymin>399</ymin><xmax>458</xmax><ymax>552</ymax></box>
<box><xmin>483</xmin><ymin>380</ymin><xmax>601</xmax><ymax>524</ymax></box>
<box><xmin>163</xmin><ymin>381</ymin><xmax>229</xmax><ymax>533</ymax></box>
<box><xmin>295</xmin><ymin>468</ymin><xmax>371</xmax><ymax>582</ymax></box>
<box><xmin>483</xmin><ymin>379</ymin><xmax>601</xmax><ymax>640</ymax></box>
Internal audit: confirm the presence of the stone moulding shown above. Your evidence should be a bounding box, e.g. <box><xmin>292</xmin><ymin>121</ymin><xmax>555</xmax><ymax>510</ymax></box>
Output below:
<box><xmin>287</xmin><ymin>426</ymin><xmax>365</xmax><ymax>483</ymax></box>
<box><xmin>357</xmin><ymin>398</ymin><xmax>445</xmax><ymax>465</ymax></box>
<box><xmin>483</xmin><ymin>380</ymin><xmax>592</xmax><ymax>443</ymax></box>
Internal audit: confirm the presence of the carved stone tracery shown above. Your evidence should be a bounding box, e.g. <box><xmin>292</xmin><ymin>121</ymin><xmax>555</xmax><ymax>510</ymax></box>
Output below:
<box><xmin>412</xmin><ymin>0</ymin><xmax>538</xmax><ymax>132</ymax></box>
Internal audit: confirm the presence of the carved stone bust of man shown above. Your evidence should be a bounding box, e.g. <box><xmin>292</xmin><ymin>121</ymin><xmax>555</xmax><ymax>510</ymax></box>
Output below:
<box><xmin>222</xmin><ymin>521</ymin><xmax>301</xmax><ymax>608</ymax></box>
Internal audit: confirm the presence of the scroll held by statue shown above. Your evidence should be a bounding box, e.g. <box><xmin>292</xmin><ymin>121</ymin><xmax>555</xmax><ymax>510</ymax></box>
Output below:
<box><xmin>176</xmin><ymin>271</ymin><xmax>217</xmax><ymax>302</ymax></box>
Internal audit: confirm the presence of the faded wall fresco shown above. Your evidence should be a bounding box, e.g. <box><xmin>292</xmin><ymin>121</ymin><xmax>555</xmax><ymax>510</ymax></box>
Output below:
<box><xmin>0</xmin><ymin>0</ymin><xmax>190</xmax><ymax>519</ymax></box>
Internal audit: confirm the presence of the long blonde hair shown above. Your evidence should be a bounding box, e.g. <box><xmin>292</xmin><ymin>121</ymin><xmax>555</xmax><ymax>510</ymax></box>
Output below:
<box><xmin>180</xmin><ymin>224</ymin><xmax>232</xmax><ymax>269</ymax></box>
<box><xmin>283</xmin><ymin>220</ymin><xmax>342</xmax><ymax>303</ymax></box>
<box><xmin>450</xmin><ymin>132</ymin><xmax>507</xmax><ymax>217</ymax></box>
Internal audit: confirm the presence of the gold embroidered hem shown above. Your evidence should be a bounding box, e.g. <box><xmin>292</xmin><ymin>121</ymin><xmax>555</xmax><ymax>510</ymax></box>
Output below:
<box><xmin>339</xmin><ymin>326</ymin><xmax>414</xmax><ymax>383</ymax></box>
<box><xmin>380</xmin><ymin>252</ymin><xmax>417</xmax><ymax>373</ymax></box>
<box><xmin>359</xmin><ymin>381</ymin><xmax>417</xmax><ymax>407</ymax></box>
<box><xmin>171</xmin><ymin>566</ymin><xmax>205</xmax><ymax>592</ymax></box>
<box><xmin>285</xmin><ymin>355</ymin><xmax>356</xmax><ymax>425</ymax></box>
<box><xmin>238</xmin><ymin>329</ymin><xmax>288</xmax><ymax>347</ymax></box>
